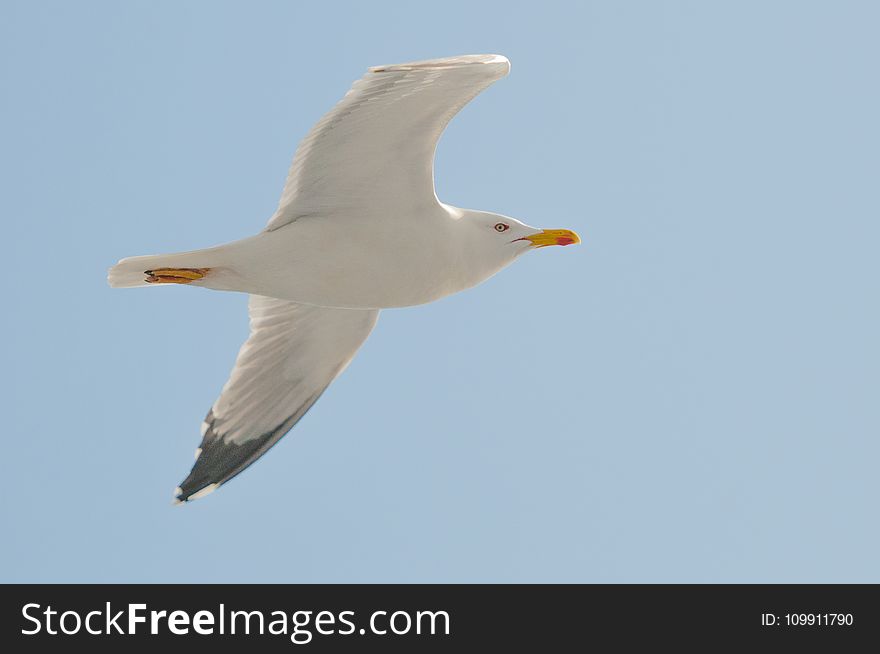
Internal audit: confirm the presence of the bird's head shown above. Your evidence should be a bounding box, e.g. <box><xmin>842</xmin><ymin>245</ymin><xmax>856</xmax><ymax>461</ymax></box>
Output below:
<box><xmin>457</xmin><ymin>210</ymin><xmax>581</xmax><ymax>277</ymax></box>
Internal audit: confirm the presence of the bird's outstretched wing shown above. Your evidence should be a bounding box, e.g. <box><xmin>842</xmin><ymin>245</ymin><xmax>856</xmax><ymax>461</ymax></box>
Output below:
<box><xmin>174</xmin><ymin>295</ymin><xmax>379</xmax><ymax>502</ymax></box>
<box><xmin>266</xmin><ymin>54</ymin><xmax>510</xmax><ymax>231</ymax></box>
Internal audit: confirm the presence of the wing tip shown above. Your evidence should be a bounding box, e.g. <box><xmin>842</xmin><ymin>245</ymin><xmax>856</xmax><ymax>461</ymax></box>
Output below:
<box><xmin>172</xmin><ymin>482</ymin><xmax>219</xmax><ymax>505</ymax></box>
<box><xmin>370</xmin><ymin>54</ymin><xmax>509</xmax><ymax>74</ymax></box>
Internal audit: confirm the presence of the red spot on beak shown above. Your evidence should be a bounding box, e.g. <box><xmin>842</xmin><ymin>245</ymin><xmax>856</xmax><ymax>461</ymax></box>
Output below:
<box><xmin>556</xmin><ymin>237</ymin><xmax>576</xmax><ymax>246</ymax></box>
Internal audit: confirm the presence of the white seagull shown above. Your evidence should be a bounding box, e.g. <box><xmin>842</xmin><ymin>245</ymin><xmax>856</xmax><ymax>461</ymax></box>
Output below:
<box><xmin>109</xmin><ymin>54</ymin><xmax>580</xmax><ymax>503</ymax></box>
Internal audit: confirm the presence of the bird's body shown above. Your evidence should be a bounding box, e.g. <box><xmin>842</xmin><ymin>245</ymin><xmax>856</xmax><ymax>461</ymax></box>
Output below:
<box><xmin>109</xmin><ymin>54</ymin><xmax>580</xmax><ymax>502</ymax></box>
<box><xmin>115</xmin><ymin>204</ymin><xmax>515</xmax><ymax>309</ymax></box>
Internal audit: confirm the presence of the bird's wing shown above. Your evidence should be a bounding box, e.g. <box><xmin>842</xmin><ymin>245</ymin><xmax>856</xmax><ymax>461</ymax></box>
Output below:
<box><xmin>265</xmin><ymin>54</ymin><xmax>510</xmax><ymax>231</ymax></box>
<box><xmin>174</xmin><ymin>295</ymin><xmax>379</xmax><ymax>502</ymax></box>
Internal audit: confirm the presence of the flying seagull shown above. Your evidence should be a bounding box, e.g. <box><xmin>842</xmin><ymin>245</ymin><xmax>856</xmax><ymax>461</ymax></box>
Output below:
<box><xmin>109</xmin><ymin>54</ymin><xmax>580</xmax><ymax>503</ymax></box>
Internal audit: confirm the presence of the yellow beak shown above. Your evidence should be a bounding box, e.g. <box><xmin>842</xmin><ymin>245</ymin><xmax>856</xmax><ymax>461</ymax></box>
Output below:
<box><xmin>518</xmin><ymin>228</ymin><xmax>581</xmax><ymax>248</ymax></box>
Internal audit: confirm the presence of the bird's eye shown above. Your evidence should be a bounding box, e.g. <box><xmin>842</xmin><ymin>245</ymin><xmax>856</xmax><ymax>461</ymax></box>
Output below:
<box><xmin>494</xmin><ymin>223</ymin><xmax>510</xmax><ymax>233</ymax></box>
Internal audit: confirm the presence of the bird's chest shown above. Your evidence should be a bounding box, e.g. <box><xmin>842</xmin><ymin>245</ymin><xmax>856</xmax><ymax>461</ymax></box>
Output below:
<box><xmin>258</xmin><ymin>218</ymin><xmax>462</xmax><ymax>308</ymax></box>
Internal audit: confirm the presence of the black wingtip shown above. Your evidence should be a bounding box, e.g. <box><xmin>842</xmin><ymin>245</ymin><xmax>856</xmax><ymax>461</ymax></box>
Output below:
<box><xmin>172</xmin><ymin>482</ymin><xmax>219</xmax><ymax>505</ymax></box>
<box><xmin>174</xmin><ymin>407</ymin><xmax>315</xmax><ymax>505</ymax></box>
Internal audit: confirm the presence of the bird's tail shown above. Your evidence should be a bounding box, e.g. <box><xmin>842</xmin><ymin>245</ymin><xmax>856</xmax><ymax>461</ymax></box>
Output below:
<box><xmin>107</xmin><ymin>247</ymin><xmax>228</xmax><ymax>288</ymax></box>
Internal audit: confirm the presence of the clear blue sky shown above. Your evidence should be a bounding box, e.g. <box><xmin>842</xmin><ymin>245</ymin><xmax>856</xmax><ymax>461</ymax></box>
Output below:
<box><xmin>2</xmin><ymin>1</ymin><xmax>878</xmax><ymax>582</ymax></box>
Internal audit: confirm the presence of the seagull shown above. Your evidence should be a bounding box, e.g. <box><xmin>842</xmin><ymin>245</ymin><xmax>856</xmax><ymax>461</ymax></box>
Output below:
<box><xmin>109</xmin><ymin>54</ymin><xmax>580</xmax><ymax>503</ymax></box>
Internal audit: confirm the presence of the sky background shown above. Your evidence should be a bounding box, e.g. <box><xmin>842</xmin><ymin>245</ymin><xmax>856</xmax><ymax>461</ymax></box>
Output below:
<box><xmin>2</xmin><ymin>1</ymin><xmax>878</xmax><ymax>583</ymax></box>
